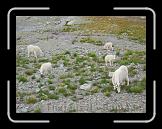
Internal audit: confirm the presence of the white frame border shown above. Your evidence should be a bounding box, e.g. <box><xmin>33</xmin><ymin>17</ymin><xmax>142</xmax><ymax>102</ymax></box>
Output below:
<box><xmin>7</xmin><ymin>7</ymin><xmax>50</xmax><ymax>123</ymax></box>
<box><xmin>113</xmin><ymin>7</ymin><xmax>156</xmax><ymax>123</ymax></box>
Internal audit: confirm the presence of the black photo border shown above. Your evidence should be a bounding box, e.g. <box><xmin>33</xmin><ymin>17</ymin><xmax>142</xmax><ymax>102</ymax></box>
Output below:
<box><xmin>8</xmin><ymin>6</ymin><xmax>156</xmax><ymax>125</ymax></box>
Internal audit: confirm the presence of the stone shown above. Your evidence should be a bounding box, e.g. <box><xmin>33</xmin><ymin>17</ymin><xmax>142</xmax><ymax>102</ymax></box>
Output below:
<box><xmin>49</xmin><ymin>90</ymin><xmax>54</xmax><ymax>94</ymax></box>
<box><xmin>16</xmin><ymin>36</ymin><xmax>22</xmax><ymax>40</ymax></box>
<box><xmin>76</xmin><ymin>95</ymin><xmax>84</xmax><ymax>99</ymax></box>
<box><xmin>80</xmin><ymin>83</ymin><xmax>92</xmax><ymax>90</ymax></box>
<box><xmin>21</xmin><ymin>107</ymin><xmax>28</xmax><ymax>113</ymax></box>
<box><xmin>36</xmin><ymin>88</ymin><xmax>40</xmax><ymax>93</ymax></box>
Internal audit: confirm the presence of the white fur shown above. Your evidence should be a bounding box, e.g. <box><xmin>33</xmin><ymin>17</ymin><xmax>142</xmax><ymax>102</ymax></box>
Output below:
<box><xmin>103</xmin><ymin>42</ymin><xmax>113</xmax><ymax>51</ymax></box>
<box><xmin>39</xmin><ymin>62</ymin><xmax>52</xmax><ymax>75</ymax></box>
<box><xmin>27</xmin><ymin>45</ymin><xmax>43</xmax><ymax>59</ymax></box>
<box><xmin>105</xmin><ymin>54</ymin><xmax>116</xmax><ymax>66</ymax></box>
<box><xmin>112</xmin><ymin>65</ymin><xmax>129</xmax><ymax>93</ymax></box>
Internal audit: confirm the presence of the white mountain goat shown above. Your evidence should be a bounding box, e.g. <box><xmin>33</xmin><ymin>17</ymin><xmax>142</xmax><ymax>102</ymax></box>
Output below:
<box><xmin>103</xmin><ymin>42</ymin><xmax>114</xmax><ymax>51</ymax></box>
<box><xmin>27</xmin><ymin>45</ymin><xmax>44</xmax><ymax>59</ymax></box>
<box><xmin>112</xmin><ymin>65</ymin><xmax>129</xmax><ymax>93</ymax></box>
<box><xmin>39</xmin><ymin>62</ymin><xmax>52</xmax><ymax>75</ymax></box>
<box><xmin>105</xmin><ymin>54</ymin><xmax>116</xmax><ymax>66</ymax></box>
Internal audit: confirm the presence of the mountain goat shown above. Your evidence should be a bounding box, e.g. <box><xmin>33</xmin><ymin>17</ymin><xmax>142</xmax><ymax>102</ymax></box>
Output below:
<box><xmin>39</xmin><ymin>62</ymin><xmax>52</xmax><ymax>75</ymax></box>
<box><xmin>112</xmin><ymin>65</ymin><xmax>129</xmax><ymax>93</ymax></box>
<box><xmin>27</xmin><ymin>45</ymin><xmax>44</xmax><ymax>59</ymax></box>
<box><xmin>105</xmin><ymin>54</ymin><xmax>116</xmax><ymax>66</ymax></box>
<box><xmin>103</xmin><ymin>42</ymin><xmax>114</xmax><ymax>51</ymax></box>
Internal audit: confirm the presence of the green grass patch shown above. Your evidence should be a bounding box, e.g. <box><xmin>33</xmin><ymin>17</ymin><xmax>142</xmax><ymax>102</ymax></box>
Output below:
<box><xmin>16</xmin><ymin>56</ymin><xmax>29</xmax><ymax>67</ymax></box>
<box><xmin>100</xmin><ymin>72</ymin><xmax>108</xmax><ymax>79</ymax></box>
<box><xmin>25</xmin><ymin>69</ymin><xmax>36</xmax><ymax>76</ymax></box>
<box><xmin>59</xmin><ymin>72</ymin><xmax>74</xmax><ymax>79</ymax></box>
<box><xmin>124</xmin><ymin>50</ymin><xmax>134</xmax><ymax>56</ymax></box>
<box><xmin>90</xmin><ymin>64</ymin><xmax>97</xmax><ymax>72</ymax></box>
<box><xmin>16</xmin><ymin>40</ymin><xmax>29</xmax><ymax>45</ymax></box>
<box><xmin>75</xmin><ymin>55</ymin><xmax>88</xmax><ymax>64</ymax></box>
<box><xmin>100</xmin><ymin>78</ymin><xmax>110</xmax><ymax>84</ymax></box>
<box><xmin>48</xmin><ymin>94</ymin><xmax>59</xmax><ymax>100</ymax></box>
<box><xmin>118</xmin><ymin>60</ymin><xmax>130</xmax><ymax>65</ymax></box>
<box><xmin>119</xmin><ymin>50</ymin><xmax>146</xmax><ymax>65</ymax></box>
<box><xmin>103</xmin><ymin>90</ymin><xmax>111</xmax><ymax>97</ymax></box>
<box><xmin>38</xmin><ymin>88</ymin><xmax>59</xmax><ymax>100</ymax></box>
<box><xmin>79</xmin><ymin>77</ymin><xmax>86</xmax><ymax>85</ymax></box>
<box><xmin>80</xmin><ymin>37</ymin><xmax>103</xmax><ymax>46</ymax></box>
<box><xmin>17</xmin><ymin>75</ymin><xmax>28</xmax><ymax>83</ymax></box>
<box><xmin>34</xmin><ymin>107</ymin><xmax>41</xmax><ymax>113</ymax></box>
<box><xmin>63</xmin><ymin>79</ymin><xmax>71</xmax><ymax>86</ymax></box>
<box><xmin>87</xmin><ymin>52</ymin><xmax>97</xmax><ymax>57</ymax></box>
<box><xmin>47</xmin><ymin>79</ymin><xmax>53</xmax><ymax>84</ymax></box>
<box><xmin>126</xmin><ymin>77</ymin><xmax>146</xmax><ymax>93</ymax></box>
<box><xmin>58</xmin><ymin>83</ymin><xmax>66</xmax><ymax>87</ymax></box>
<box><xmin>38</xmin><ymin>58</ymin><xmax>49</xmax><ymax>62</ymax></box>
<box><xmin>128</xmin><ymin>66</ymin><xmax>137</xmax><ymax>77</ymax></box>
<box><xmin>48</xmin><ymin>85</ymin><xmax>56</xmax><ymax>90</ymax></box>
<box><xmin>38</xmin><ymin>90</ymin><xmax>49</xmax><ymax>100</ymax></box>
<box><xmin>128</xmin><ymin>85</ymin><xmax>144</xmax><ymax>93</ymax></box>
<box><xmin>97</xmin><ymin>57</ymin><xmax>104</xmax><ymax>63</ymax></box>
<box><xmin>110</xmin><ymin>106</ymin><xmax>118</xmax><ymax>113</ymax></box>
<box><xmin>62</xmin><ymin>27</ymin><xmax>77</xmax><ymax>32</ymax></box>
<box><xmin>16</xmin><ymin>91</ymin><xmax>30</xmax><ymax>98</ymax></box>
<box><xmin>25</xmin><ymin>95</ymin><xmax>37</xmax><ymax>104</ymax></box>
<box><xmin>79</xmin><ymin>16</ymin><xmax>146</xmax><ymax>44</ymax></box>
<box><xmin>90</xmin><ymin>86</ymin><xmax>100</xmax><ymax>94</ymax></box>
<box><xmin>115</xmin><ymin>48</ymin><xmax>120</xmax><ymax>56</ymax></box>
<box><xmin>102</xmin><ymin>86</ymin><xmax>113</xmax><ymax>97</ymax></box>
<box><xmin>33</xmin><ymin>63</ymin><xmax>41</xmax><ymax>69</ymax></box>
<box><xmin>52</xmin><ymin>54</ymin><xmax>65</xmax><ymax>64</ymax></box>
<box><xmin>67</xmin><ymin>84</ymin><xmax>77</xmax><ymax>90</ymax></box>
<box><xmin>57</xmin><ymin>87</ymin><xmax>70</xmax><ymax>97</ymax></box>
<box><xmin>52</xmin><ymin>53</ymin><xmax>71</xmax><ymax>65</ymax></box>
<box><xmin>63</xmin><ymin>59</ymin><xmax>70</xmax><ymax>66</ymax></box>
<box><xmin>73</xmin><ymin>52</ymin><xmax>78</xmax><ymax>57</ymax></box>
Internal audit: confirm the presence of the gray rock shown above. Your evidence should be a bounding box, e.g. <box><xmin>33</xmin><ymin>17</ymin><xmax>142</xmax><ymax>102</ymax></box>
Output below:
<box><xmin>21</xmin><ymin>107</ymin><xmax>28</xmax><ymax>113</ymax></box>
<box><xmin>49</xmin><ymin>90</ymin><xmax>54</xmax><ymax>94</ymax></box>
<box><xmin>36</xmin><ymin>88</ymin><xmax>40</xmax><ymax>93</ymax></box>
<box><xmin>80</xmin><ymin>82</ymin><xmax>93</xmax><ymax>90</ymax></box>
<box><xmin>16</xmin><ymin>36</ymin><xmax>22</xmax><ymax>40</ymax></box>
<box><xmin>41</xmin><ymin>86</ymin><xmax>48</xmax><ymax>91</ymax></box>
<box><xmin>76</xmin><ymin>95</ymin><xmax>84</xmax><ymax>99</ymax></box>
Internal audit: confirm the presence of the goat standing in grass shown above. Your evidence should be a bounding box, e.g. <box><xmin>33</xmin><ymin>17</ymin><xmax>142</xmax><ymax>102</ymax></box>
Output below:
<box><xmin>103</xmin><ymin>42</ymin><xmax>114</xmax><ymax>51</ymax></box>
<box><xmin>105</xmin><ymin>54</ymin><xmax>116</xmax><ymax>66</ymax></box>
<box><xmin>27</xmin><ymin>45</ymin><xmax>44</xmax><ymax>59</ymax></box>
<box><xmin>39</xmin><ymin>62</ymin><xmax>52</xmax><ymax>76</ymax></box>
<box><xmin>112</xmin><ymin>65</ymin><xmax>129</xmax><ymax>93</ymax></box>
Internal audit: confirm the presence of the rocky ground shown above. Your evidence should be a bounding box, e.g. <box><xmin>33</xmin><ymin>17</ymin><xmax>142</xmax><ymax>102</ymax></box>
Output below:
<box><xmin>16</xmin><ymin>16</ymin><xmax>146</xmax><ymax>113</ymax></box>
